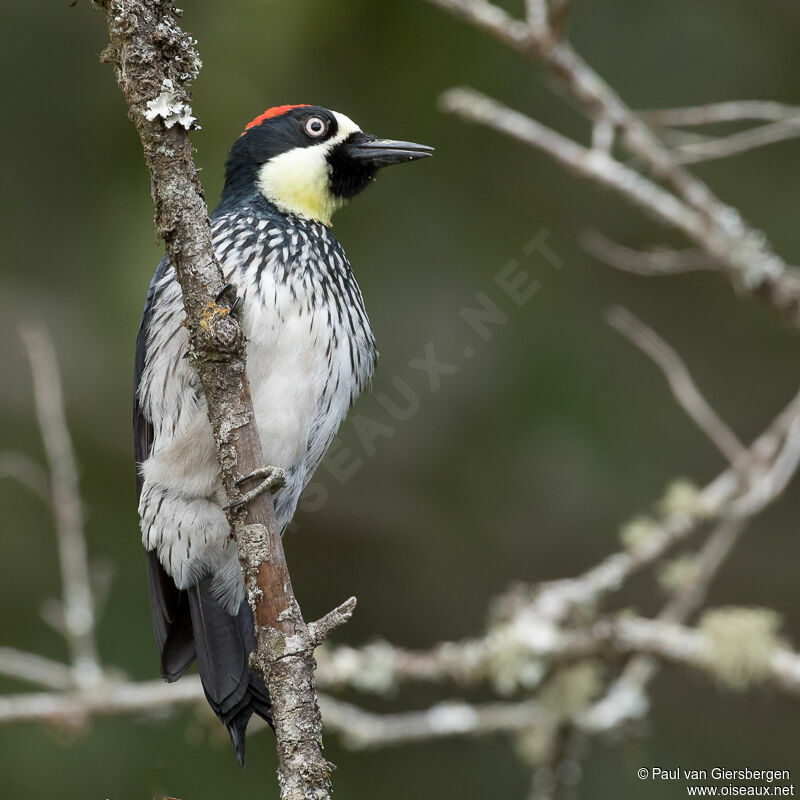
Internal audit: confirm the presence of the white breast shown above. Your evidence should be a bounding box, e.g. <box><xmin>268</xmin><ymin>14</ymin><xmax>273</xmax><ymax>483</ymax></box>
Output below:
<box><xmin>227</xmin><ymin>224</ymin><xmax>375</xmax><ymax>526</ymax></box>
<box><xmin>244</xmin><ymin>275</ymin><xmax>334</xmax><ymax>470</ymax></box>
<box><xmin>137</xmin><ymin>207</ymin><xmax>374</xmax><ymax>608</ymax></box>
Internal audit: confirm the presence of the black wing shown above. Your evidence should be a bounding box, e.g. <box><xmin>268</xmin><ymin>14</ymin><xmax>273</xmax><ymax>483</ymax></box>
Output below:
<box><xmin>134</xmin><ymin>257</ymin><xmax>195</xmax><ymax>680</ymax></box>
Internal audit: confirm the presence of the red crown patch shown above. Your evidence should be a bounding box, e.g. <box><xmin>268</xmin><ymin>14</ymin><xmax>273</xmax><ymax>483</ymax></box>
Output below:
<box><xmin>242</xmin><ymin>105</ymin><xmax>311</xmax><ymax>134</ymax></box>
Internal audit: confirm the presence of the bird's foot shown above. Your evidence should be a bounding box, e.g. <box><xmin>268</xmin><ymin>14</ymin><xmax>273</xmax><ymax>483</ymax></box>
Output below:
<box><xmin>225</xmin><ymin>465</ymin><xmax>286</xmax><ymax>510</ymax></box>
<box><xmin>215</xmin><ymin>282</ymin><xmax>234</xmax><ymax>302</ymax></box>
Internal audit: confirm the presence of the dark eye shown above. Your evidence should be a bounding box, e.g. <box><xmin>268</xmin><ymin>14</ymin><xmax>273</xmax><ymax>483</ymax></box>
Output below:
<box><xmin>304</xmin><ymin>116</ymin><xmax>327</xmax><ymax>138</ymax></box>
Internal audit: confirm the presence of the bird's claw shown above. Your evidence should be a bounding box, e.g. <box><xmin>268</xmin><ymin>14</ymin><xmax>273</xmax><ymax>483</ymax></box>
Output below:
<box><xmin>215</xmin><ymin>282</ymin><xmax>234</xmax><ymax>302</ymax></box>
<box><xmin>216</xmin><ymin>282</ymin><xmax>242</xmax><ymax>317</ymax></box>
<box><xmin>225</xmin><ymin>465</ymin><xmax>286</xmax><ymax>511</ymax></box>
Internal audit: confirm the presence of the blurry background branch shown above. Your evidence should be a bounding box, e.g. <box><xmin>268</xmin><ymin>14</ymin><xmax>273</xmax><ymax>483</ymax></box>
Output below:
<box><xmin>638</xmin><ymin>101</ymin><xmax>800</xmax><ymax>164</ymax></box>
<box><xmin>580</xmin><ymin>230</ymin><xmax>720</xmax><ymax>276</ymax></box>
<box><xmin>427</xmin><ymin>0</ymin><xmax>800</xmax><ymax>330</ymax></box>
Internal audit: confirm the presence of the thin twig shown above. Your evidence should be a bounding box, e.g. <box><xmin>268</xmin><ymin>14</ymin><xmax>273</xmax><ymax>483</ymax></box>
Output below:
<box><xmin>427</xmin><ymin>0</ymin><xmax>800</xmax><ymax>328</ymax></box>
<box><xmin>606</xmin><ymin>306</ymin><xmax>748</xmax><ymax>467</ymax></box>
<box><xmin>729</xmin><ymin>417</ymin><xmax>800</xmax><ymax>517</ymax></box>
<box><xmin>321</xmin><ymin>696</ymin><xmax>543</xmax><ymax>749</ymax></box>
<box><xmin>525</xmin><ymin>0</ymin><xmax>548</xmax><ymax>30</ymax></box>
<box><xmin>0</xmin><ymin>452</ymin><xmax>51</xmax><ymax>506</ymax></box>
<box><xmin>20</xmin><ymin>325</ymin><xmax>101</xmax><ymax>687</ymax></box>
<box><xmin>674</xmin><ymin>119</ymin><xmax>800</xmax><ymax>164</ymax></box>
<box><xmin>0</xmin><ymin>648</ymin><xmax>75</xmax><ymax>691</ymax></box>
<box><xmin>318</xmin><ymin>389</ymin><xmax>800</xmax><ymax>698</ymax></box>
<box><xmin>639</xmin><ymin>101</ymin><xmax>800</xmax><ymax>127</ymax></box>
<box><xmin>6</xmin><ymin>593</ymin><xmax>800</xmax><ymax>737</ymax></box>
<box><xmin>660</xmin><ymin>521</ymin><xmax>746</xmax><ymax>624</ymax></box>
<box><xmin>581</xmin><ymin>394</ymin><xmax>800</xmax><ymax>736</ymax></box>
<box><xmin>548</xmin><ymin>0</ymin><xmax>571</xmax><ymax>40</ymax></box>
<box><xmin>600</xmin><ymin>615</ymin><xmax>800</xmax><ymax>696</ymax></box>
<box><xmin>591</xmin><ymin>118</ymin><xmax>614</xmax><ymax>154</ymax></box>
<box><xmin>581</xmin><ymin>230</ymin><xmax>719</xmax><ymax>276</ymax></box>
<box><xmin>0</xmin><ymin>676</ymin><xmax>204</xmax><ymax>724</ymax></box>
<box><xmin>440</xmin><ymin>88</ymin><xmax>710</xmax><ymax>245</ymax></box>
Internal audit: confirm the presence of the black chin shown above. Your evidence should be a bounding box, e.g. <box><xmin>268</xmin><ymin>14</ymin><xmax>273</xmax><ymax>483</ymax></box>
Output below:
<box><xmin>327</xmin><ymin>133</ymin><xmax>378</xmax><ymax>200</ymax></box>
<box><xmin>327</xmin><ymin>131</ymin><xmax>434</xmax><ymax>200</ymax></box>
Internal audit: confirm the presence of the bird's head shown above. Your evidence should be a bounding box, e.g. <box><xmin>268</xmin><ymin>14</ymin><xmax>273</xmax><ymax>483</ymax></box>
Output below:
<box><xmin>220</xmin><ymin>105</ymin><xmax>433</xmax><ymax>225</ymax></box>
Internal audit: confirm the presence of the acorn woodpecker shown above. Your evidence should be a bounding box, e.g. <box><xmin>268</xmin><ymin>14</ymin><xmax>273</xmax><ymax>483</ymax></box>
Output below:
<box><xmin>133</xmin><ymin>104</ymin><xmax>432</xmax><ymax>765</ymax></box>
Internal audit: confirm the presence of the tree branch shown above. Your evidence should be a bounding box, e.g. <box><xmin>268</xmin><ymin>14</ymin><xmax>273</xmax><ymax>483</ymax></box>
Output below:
<box><xmin>606</xmin><ymin>306</ymin><xmax>748</xmax><ymax>467</ymax></box>
<box><xmin>672</xmin><ymin>119</ymin><xmax>800</xmax><ymax>164</ymax></box>
<box><xmin>0</xmin><ymin>648</ymin><xmax>75</xmax><ymax>692</ymax></box>
<box><xmin>2</xmin><ymin>326</ymin><xmax>799</xmax><ymax>800</ymax></box>
<box><xmin>91</xmin><ymin>2</ymin><xmax>346</xmax><ymax>796</ymax></box>
<box><xmin>638</xmin><ymin>100</ymin><xmax>800</xmax><ymax>127</ymax></box>
<box><xmin>321</xmin><ymin>696</ymin><xmax>544</xmax><ymax>749</ymax></box>
<box><xmin>580</xmin><ymin>230</ymin><xmax>719</xmax><ymax>276</ymax></box>
<box><xmin>439</xmin><ymin>88</ymin><xmax>711</xmax><ymax>245</ymax></box>
<box><xmin>427</xmin><ymin>0</ymin><xmax>800</xmax><ymax>329</ymax></box>
<box><xmin>578</xmin><ymin>519</ymin><xmax>745</xmax><ymax>732</ymax></box>
<box><xmin>0</xmin><ymin>676</ymin><xmax>204</xmax><ymax>725</ymax></box>
<box><xmin>20</xmin><ymin>324</ymin><xmax>101</xmax><ymax>687</ymax></box>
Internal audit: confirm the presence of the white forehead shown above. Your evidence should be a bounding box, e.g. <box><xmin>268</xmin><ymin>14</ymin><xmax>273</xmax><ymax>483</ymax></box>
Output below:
<box><xmin>330</xmin><ymin>111</ymin><xmax>361</xmax><ymax>143</ymax></box>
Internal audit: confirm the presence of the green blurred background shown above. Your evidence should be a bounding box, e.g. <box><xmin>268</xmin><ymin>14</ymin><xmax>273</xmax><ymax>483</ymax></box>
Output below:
<box><xmin>1</xmin><ymin>0</ymin><xmax>799</xmax><ymax>797</ymax></box>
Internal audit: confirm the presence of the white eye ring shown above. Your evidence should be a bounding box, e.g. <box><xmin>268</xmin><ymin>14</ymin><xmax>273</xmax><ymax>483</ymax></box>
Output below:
<box><xmin>305</xmin><ymin>116</ymin><xmax>327</xmax><ymax>138</ymax></box>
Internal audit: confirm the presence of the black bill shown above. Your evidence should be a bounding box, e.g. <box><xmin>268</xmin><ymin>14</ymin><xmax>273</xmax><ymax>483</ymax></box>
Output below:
<box><xmin>345</xmin><ymin>135</ymin><xmax>435</xmax><ymax>167</ymax></box>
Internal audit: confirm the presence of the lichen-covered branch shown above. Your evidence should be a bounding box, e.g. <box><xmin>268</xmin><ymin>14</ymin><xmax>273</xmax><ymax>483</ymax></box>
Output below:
<box><xmin>320</xmin><ymin>696</ymin><xmax>546</xmax><ymax>749</ymax></box>
<box><xmin>2</xmin><ymin>317</ymin><xmax>800</xmax><ymax>800</ymax></box>
<box><xmin>578</xmin><ymin>518</ymin><xmax>742</xmax><ymax>734</ymax></box>
<box><xmin>0</xmin><ymin>675</ymin><xmax>204</xmax><ymax>725</ymax></box>
<box><xmin>90</xmin><ymin>3</ymin><xmax>348</xmax><ymax>797</ymax></box>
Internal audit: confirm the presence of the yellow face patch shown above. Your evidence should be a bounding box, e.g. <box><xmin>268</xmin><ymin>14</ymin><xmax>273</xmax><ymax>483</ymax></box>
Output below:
<box><xmin>257</xmin><ymin>145</ymin><xmax>342</xmax><ymax>225</ymax></box>
<box><xmin>256</xmin><ymin>111</ymin><xmax>361</xmax><ymax>226</ymax></box>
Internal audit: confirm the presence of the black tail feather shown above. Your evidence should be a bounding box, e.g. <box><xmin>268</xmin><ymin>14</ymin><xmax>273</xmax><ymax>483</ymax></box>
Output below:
<box><xmin>146</xmin><ymin>550</ymin><xmax>196</xmax><ymax>681</ymax></box>
<box><xmin>187</xmin><ymin>579</ymin><xmax>272</xmax><ymax>766</ymax></box>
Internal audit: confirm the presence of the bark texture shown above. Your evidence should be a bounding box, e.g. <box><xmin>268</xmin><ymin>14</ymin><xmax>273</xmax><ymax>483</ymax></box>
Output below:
<box><xmin>94</xmin><ymin>2</ymin><xmax>350</xmax><ymax>796</ymax></box>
